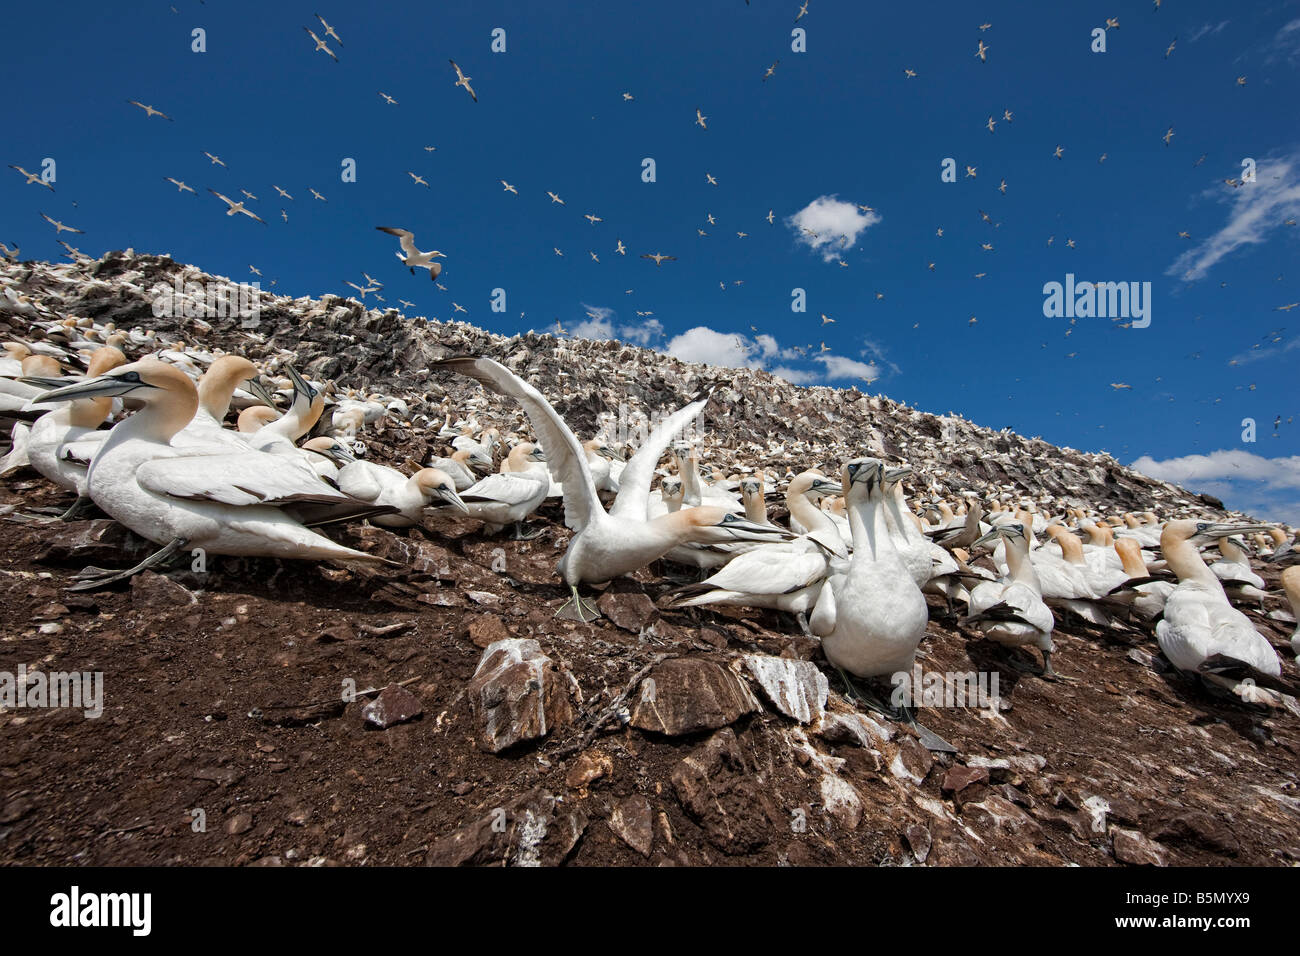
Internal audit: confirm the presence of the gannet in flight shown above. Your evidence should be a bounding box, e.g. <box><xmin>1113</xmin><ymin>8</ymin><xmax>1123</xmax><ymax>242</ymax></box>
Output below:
<box><xmin>202</xmin><ymin>152</ymin><xmax>226</xmax><ymax>167</ymax></box>
<box><xmin>127</xmin><ymin>100</ymin><xmax>172</xmax><ymax>120</ymax></box>
<box><xmin>449</xmin><ymin>59</ymin><xmax>478</xmax><ymax>101</ymax></box>
<box><xmin>314</xmin><ymin>13</ymin><xmax>343</xmax><ymax>46</ymax></box>
<box><xmin>9</xmin><ymin>165</ymin><xmax>54</xmax><ymax>190</ymax></box>
<box><xmin>164</xmin><ymin>177</ymin><xmax>195</xmax><ymax>193</ymax></box>
<box><xmin>975</xmin><ymin>40</ymin><xmax>988</xmax><ymax>61</ymax></box>
<box><xmin>33</xmin><ymin>360</ymin><xmax>392</xmax><ymax>588</ymax></box>
<box><xmin>435</xmin><ymin>356</ymin><xmax>790</xmax><ymax>621</ymax></box>
<box><xmin>500</xmin><ymin>180</ymin><xmax>517</xmax><ymax>194</ymax></box>
<box><xmin>1054</xmin><ymin>145</ymin><xmax>1064</xmax><ymax>159</ymax></box>
<box><xmin>240</xmin><ymin>188</ymin><xmax>258</xmax><ymax>200</ymax></box>
<box><xmin>303</xmin><ymin>26</ymin><xmax>339</xmax><ymax>62</ymax></box>
<box><xmin>904</xmin><ymin>68</ymin><xmax>917</xmax><ymax>78</ymax></box>
<box><xmin>623</xmin><ymin>92</ymin><xmax>633</xmax><ymax>100</ymax></box>
<box><xmin>547</xmin><ymin>191</ymin><xmax>565</xmax><ymax>204</ymax></box>
<box><xmin>309</xmin><ymin>188</ymin><xmax>327</xmax><ymax>201</ymax></box>
<box><xmin>376</xmin><ymin>226</ymin><xmax>445</xmax><ymax>279</ymax></box>
<box><xmin>273</xmin><ymin>185</ymin><xmax>293</xmax><ymax>199</ymax></box>
<box><xmin>379</xmin><ymin>92</ymin><xmax>398</xmax><ymax>105</ymax></box>
<box><xmin>762</xmin><ymin>61</ymin><xmax>779</xmax><ymax>81</ymax></box>
<box><xmin>706</xmin><ymin>173</ymin><xmax>718</xmax><ymax>185</ymax></box>
<box><xmin>208</xmin><ymin>190</ymin><xmax>267</xmax><ymax>224</ymax></box>
<box><xmin>407</xmin><ymin>171</ymin><xmax>429</xmax><ymax>187</ymax></box>
<box><xmin>766</xmin><ymin>210</ymin><xmax>774</xmax><ymax>223</ymax></box>
<box><xmin>695</xmin><ymin>108</ymin><xmax>707</xmax><ymax>129</ymax></box>
<box><xmin>615</xmin><ymin>239</ymin><xmax>626</xmax><ymax>255</ymax></box>
<box><xmin>40</xmin><ymin>213</ymin><xmax>83</xmax><ymax>234</ymax></box>
<box><xmin>641</xmin><ymin>253</ymin><xmax>677</xmax><ymax>267</ymax></box>
<box><xmin>794</xmin><ymin>1</ymin><xmax>809</xmax><ymax>24</ymax></box>
<box><xmin>584</xmin><ymin>213</ymin><xmax>603</xmax><ymax>224</ymax></box>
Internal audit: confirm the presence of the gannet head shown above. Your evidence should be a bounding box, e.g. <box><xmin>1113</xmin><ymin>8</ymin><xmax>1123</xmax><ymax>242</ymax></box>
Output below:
<box><xmin>973</xmin><ymin>521</ymin><xmax>1029</xmax><ymax>551</ymax></box>
<box><xmin>788</xmin><ymin>470</ymin><xmax>842</xmax><ymax>501</ymax></box>
<box><xmin>681</xmin><ymin>507</ymin><xmax>794</xmax><ymax>544</ymax></box>
<box><xmin>1162</xmin><ymin>518</ymin><xmax>1274</xmax><ymax>550</ymax></box>
<box><xmin>302</xmin><ymin>436</ymin><xmax>356</xmax><ymax>465</ymax></box>
<box><xmin>21</xmin><ymin>355</ymin><xmax>62</xmax><ymax>378</ymax></box>
<box><xmin>35</xmin><ymin>359</ymin><xmax>198</xmax><ymax>439</ymax></box>
<box><xmin>3</xmin><ymin>342</ymin><xmax>33</xmax><ymax>361</ymax></box>
<box><xmin>842</xmin><ymin>457</ymin><xmax>884</xmax><ymax>498</ymax></box>
<box><xmin>238</xmin><ymin>405</ymin><xmax>279</xmax><ymax>432</ymax></box>
<box><xmin>414</xmin><ymin>468</ymin><xmax>469</xmax><ymax>513</ymax></box>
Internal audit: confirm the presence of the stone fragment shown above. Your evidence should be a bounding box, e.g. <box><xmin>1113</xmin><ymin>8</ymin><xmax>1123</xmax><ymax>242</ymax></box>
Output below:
<box><xmin>466</xmin><ymin>638</ymin><xmax>573</xmax><ymax>752</ymax></box>
<box><xmin>629</xmin><ymin>658</ymin><xmax>760</xmax><ymax>736</ymax></box>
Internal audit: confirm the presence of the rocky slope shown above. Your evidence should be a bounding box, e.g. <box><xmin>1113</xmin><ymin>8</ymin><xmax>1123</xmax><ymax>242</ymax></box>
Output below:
<box><xmin>0</xmin><ymin>250</ymin><xmax>1296</xmax><ymax>867</ymax></box>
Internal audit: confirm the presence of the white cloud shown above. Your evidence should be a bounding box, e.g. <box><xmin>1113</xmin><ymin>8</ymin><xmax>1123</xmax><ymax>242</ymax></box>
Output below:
<box><xmin>771</xmin><ymin>366</ymin><xmax>819</xmax><ymax>385</ymax></box>
<box><xmin>571</xmin><ymin>304</ymin><xmax>614</xmax><ymax>339</ymax></box>
<box><xmin>1131</xmin><ymin>449</ymin><xmax>1300</xmax><ymax>490</ymax></box>
<box><xmin>816</xmin><ymin>354</ymin><xmax>879</xmax><ymax>383</ymax></box>
<box><xmin>1265</xmin><ymin>17</ymin><xmax>1300</xmax><ymax>65</ymax></box>
<box><xmin>664</xmin><ymin>326</ymin><xmax>760</xmax><ymax>369</ymax></box>
<box><xmin>787</xmin><ymin>196</ymin><xmax>881</xmax><ymax>262</ymax></box>
<box><xmin>621</xmin><ymin>317</ymin><xmax>663</xmax><ymax>345</ymax></box>
<box><xmin>1130</xmin><ymin>449</ymin><xmax>1300</xmax><ymax>524</ymax></box>
<box><xmin>1166</xmin><ymin>151</ymin><xmax>1300</xmax><ymax>281</ymax></box>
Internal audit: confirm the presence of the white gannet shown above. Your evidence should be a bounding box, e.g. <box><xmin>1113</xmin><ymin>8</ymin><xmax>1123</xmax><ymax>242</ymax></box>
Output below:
<box><xmin>1156</xmin><ymin>519</ymin><xmax>1281</xmax><ymax>694</ymax></box>
<box><xmin>1282</xmin><ymin>566</ymin><xmax>1300</xmax><ymax>662</ymax></box>
<box><xmin>33</xmin><ymin>360</ymin><xmax>390</xmax><ymax>587</ymax></box>
<box><xmin>1114</xmin><ymin>536</ymin><xmax>1175</xmax><ymax>620</ymax></box>
<box><xmin>435</xmin><ymin>356</ymin><xmax>791</xmax><ymax>620</ymax></box>
<box><xmin>427</xmin><ymin>448</ymin><xmax>489</xmax><ymax>491</ymax></box>
<box><xmin>208</xmin><ymin>190</ymin><xmax>268</xmax><ymax>225</ymax></box>
<box><xmin>457</xmin><ymin>442</ymin><xmax>550</xmax><ymax>537</ymax></box>
<box><xmin>811</xmin><ymin>458</ymin><xmax>929</xmax><ymax>681</ymax></box>
<box><xmin>337</xmin><ymin>462</ymin><xmax>467</xmax><ymax>527</ymax></box>
<box><xmin>25</xmin><ymin>346</ymin><xmax>126</xmax><ymax>507</ymax></box>
<box><xmin>964</xmin><ymin>522</ymin><xmax>1058</xmax><ymax>677</ymax></box>
<box><xmin>1210</xmin><ymin>535</ymin><xmax>1267</xmax><ymax>598</ymax></box>
<box><xmin>171</xmin><ymin>354</ymin><xmax>276</xmax><ymax>450</ymax></box>
<box><xmin>664</xmin><ymin>471</ymin><xmax>845</xmax><ymax>633</ymax></box>
<box><xmin>376</xmin><ymin>226</ymin><xmax>444</xmax><ymax>280</ymax></box>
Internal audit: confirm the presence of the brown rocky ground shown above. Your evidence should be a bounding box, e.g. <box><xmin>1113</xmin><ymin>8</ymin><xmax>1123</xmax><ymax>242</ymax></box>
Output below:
<box><xmin>1</xmin><ymin>473</ymin><xmax>1297</xmax><ymax>866</ymax></box>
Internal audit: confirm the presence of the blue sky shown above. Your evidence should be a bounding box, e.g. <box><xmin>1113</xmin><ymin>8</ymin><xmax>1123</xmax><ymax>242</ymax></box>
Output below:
<box><xmin>3</xmin><ymin>1</ymin><xmax>1299</xmax><ymax>520</ymax></box>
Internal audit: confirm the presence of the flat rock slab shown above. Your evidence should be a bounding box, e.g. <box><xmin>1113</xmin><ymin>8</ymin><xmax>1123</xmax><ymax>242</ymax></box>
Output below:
<box><xmin>630</xmin><ymin>658</ymin><xmax>760</xmax><ymax>736</ymax></box>
<box><xmin>742</xmin><ymin>655</ymin><xmax>828</xmax><ymax>724</ymax></box>
<box><xmin>425</xmin><ymin>788</ymin><xmax>587</xmax><ymax>867</ymax></box>
<box><xmin>607</xmin><ymin>795</ymin><xmax>654</xmax><ymax>858</ymax></box>
<box><xmin>466</xmin><ymin>638</ymin><xmax>573</xmax><ymax>753</ymax></box>
<box><xmin>362</xmin><ymin>683</ymin><xmax>423</xmax><ymax>729</ymax></box>
<box><xmin>671</xmin><ymin>728</ymin><xmax>781</xmax><ymax>855</ymax></box>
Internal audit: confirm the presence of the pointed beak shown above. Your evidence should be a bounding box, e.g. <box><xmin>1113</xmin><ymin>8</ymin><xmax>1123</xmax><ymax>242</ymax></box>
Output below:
<box><xmin>718</xmin><ymin>516</ymin><xmax>795</xmax><ymax>541</ymax></box>
<box><xmin>435</xmin><ymin>485</ymin><xmax>469</xmax><ymax>513</ymax></box>
<box><xmin>317</xmin><ymin>442</ymin><xmax>356</xmax><ymax>465</ymax></box>
<box><xmin>245</xmin><ymin>376</ymin><xmax>278</xmax><ymax>408</ymax></box>
<box><xmin>846</xmin><ymin>460</ymin><xmax>882</xmax><ymax>488</ymax></box>
<box><xmin>1203</xmin><ymin>523</ymin><xmax>1272</xmax><ymax>539</ymax></box>
<box><xmin>972</xmin><ymin>527</ymin><xmax>1002</xmax><ymax>549</ymax></box>
<box><xmin>27</xmin><ymin>373</ymin><xmax>145</xmax><ymax>403</ymax></box>
<box><xmin>817</xmin><ymin>480</ymin><xmax>844</xmax><ymax>496</ymax></box>
<box><xmin>285</xmin><ymin>364</ymin><xmax>316</xmax><ymax>401</ymax></box>
<box><xmin>885</xmin><ymin>466</ymin><xmax>914</xmax><ymax>483</ymax></box>
<box><xmin>15</xmin><ymin>375</ymin><xmax>68</xmax><ymax>390</ymax></box>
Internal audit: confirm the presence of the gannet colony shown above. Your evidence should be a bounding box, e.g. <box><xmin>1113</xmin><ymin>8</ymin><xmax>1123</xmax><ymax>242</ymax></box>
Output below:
<box><xmin>1</xmin><ymin>250</ymin><xmax>1298</xmax><ymax>867</ymax></box>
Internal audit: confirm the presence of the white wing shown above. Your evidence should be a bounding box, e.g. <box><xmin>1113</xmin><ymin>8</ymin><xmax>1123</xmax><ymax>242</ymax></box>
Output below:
<box><xmin>609</xmin><ymin>392</ymin><xmax>711</xmax><ymax>522</ymax></box>
<box><xmin>462</xmin><ymin>471</ymin><xmax>546</xmax><ymax>507</ymax></box>
<box><xmin>136</xmin><ymin>451</ymin><xmax>345</xmax><ymax>507</ymax></box>
<box><xmin>700</xmin><ymin>546</ymin><xmax>829</xmax><ymax>596</ymax></box>
<box><xmin>435</xmin><ymin>356</ymin><xmax>600</xmax><ymax>531</ymax></box>
<box><xmin>335</xmin><ymin>460</ymin><xmax>394</xmax><ymax>503</ymax></box>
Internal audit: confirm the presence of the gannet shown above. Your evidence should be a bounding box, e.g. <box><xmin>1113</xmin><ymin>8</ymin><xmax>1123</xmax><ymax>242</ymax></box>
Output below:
<box><xmin>1282</xmin><ymin>566</ymin><xmax>1300</xmax><ymax>662</ymax></box>
<box><xmin>9</xmin><ymin>164</ymin><xmax>55</xmax><ymax>190</ymax></box>
<box><xmin>171</xmin><ymin>354</ymin><xmax>275</xmax><ymax>450</ymax></box>
<box><xmin>449</xmin><ymin>59</ymin><xmax>478</xmax><ymax>101</ymax></box>
<box><xmin>434</xmin><ymin>356</ymin><xmax>790</xmax><ymax>621</ymax></box>
<box><xmin>1210</xmin><ymin>536</ymin><xmax>1267</xmax><ymax>595</ymax></box>
<box><xmin>457</xmin><ymin>442</ymin><xmax>550</xmax><ymax>537</ymax></box>
<box><xmin>26</xmin><ymin>346</ymin><xmax>125</xmax><ymax>502</ymax></box>
<box><xmin>1156</xmin><ymin>519</ymin><xmax>1280</xmax><ymax>693</ymax></box>
<box><xmin>427</xmin><ymin>448</ymin><xmax>489</xmax><ymax>490</ymax></box>
<box><xmin>1114</xmin><ymin>537</ymin><xmax>1174</xmax><ymax>620</ymax></box>
<box><xmin>40</xmin><ymin>213</ymin><xmax>83</xmax><ymax>235</ymax></box>
<box><xmin>665</xmin><ymin>472</ymin><xmax>844</xmax><ymax>633</ymax></box>
<box><xmin>208</xmin><ymin>190</ymin><xmax>267</xmax><ymax>225</ymax></box>
<box><xmin>964</xmin><ymin>523</ymin><xmax>1057</xmax><ymax>677</ymax></box>
<box><xmin>376</xmin><ymin>227</ymin><xmax>444</xmax><ymax>280</ymax></box>
<box><xmin>304</xmin><ymin>26</ymin><xmax>339</xmax><ymax>61</ymax></box>
<box><xmin>337</xmin><ymin>462</ymin><xmax>467</xmax><ymax>527</ymax></box>
<box><xmin>33</xmin><ymin>361</ymin><xmax>392</xmax><ymax>587</ymax></box>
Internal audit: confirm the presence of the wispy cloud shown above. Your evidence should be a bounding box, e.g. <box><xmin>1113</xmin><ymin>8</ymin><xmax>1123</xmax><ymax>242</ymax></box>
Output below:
<box><xmin>786</xmin><ymin>195</ymin><xmax>881</xmax><ymax>262</ymax></box>
<box><xmin>1166</xmin><ymin>151</ymin><xmax>1300</xmax><ymax>281</ymax></box>
<box><xmin>1188</xmin><ymin>20</ymin><xmax>1229</xmax><ymax>43</ymax></box>
<box><xmin>1264</xmin><ymin>17</ymin><xmax>1300</xmax><ymax>65</ymax></box>
<box><xmin>817</xmin><ymin>354</ymin><xmax>879</xmax><ymax>383</ymax></box>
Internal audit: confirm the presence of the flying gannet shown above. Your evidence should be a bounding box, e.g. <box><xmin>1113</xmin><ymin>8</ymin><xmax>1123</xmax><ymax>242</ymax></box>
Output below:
<box><xmin>9</xmin><ymin>165</ymin><xmax>54</xmax><ymax>191</ymax></box>
<box><xmin>208</xmin><ymin>190</ymin><xmax>267</xmax><ymax>225</ymax></box>
<box><xmin>376</xmin><ymin>226</ymin><xmax>445</xmax><ymax>280</ymax></box>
